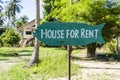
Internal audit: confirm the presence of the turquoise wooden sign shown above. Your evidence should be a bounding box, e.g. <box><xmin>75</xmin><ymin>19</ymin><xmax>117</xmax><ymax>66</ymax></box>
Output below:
<box><xmin>33</xmin><ymin>22</ymin><xmax>105</xmax><ymax>46</ymax></box>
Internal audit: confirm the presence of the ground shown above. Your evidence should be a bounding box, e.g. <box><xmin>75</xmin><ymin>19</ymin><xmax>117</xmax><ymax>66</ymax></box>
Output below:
<box><xmin>72</xmin><ymin>54</ymin><xmax>120</xmax><ymax>80</ymax></box>
<box><xmin>0</xmin><ymin>48</ymin><xmax>120</xmax><ymax>80</ymax></box>
<box><xmin>49</xmin><ymin>49</ymin><xmax>120</xmax><ymax>80</ymax></box>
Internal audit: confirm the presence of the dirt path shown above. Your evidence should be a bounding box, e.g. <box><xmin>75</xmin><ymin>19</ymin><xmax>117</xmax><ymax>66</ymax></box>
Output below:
<box><xmin>0</xmin><ymin>56</ymin><xmax>28</xmax><ymax>72</ymax></box>
<box><xmin>50</xmin><ymin>49</ymin><xmax>120</xmax><ymax>80</ymax></box>
<box><xmin>72</xmin><ymin>54</ymin><xmax>120</xmax><ymax>80</ymax></box>
<box><xmin>0</xmin><ymin>61</ymin><xmax>16</xmax><ymax>72</ymax></box>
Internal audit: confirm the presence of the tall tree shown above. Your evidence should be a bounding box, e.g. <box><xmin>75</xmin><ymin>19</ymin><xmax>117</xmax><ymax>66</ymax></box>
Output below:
<box><xmin>45</xmin><ymin>0</ymin><xmax>120</xmax><ymax>57</ymax></box>
<box><xmin>0</xmin><ymin>0</ymin><xmax>3</xmax><ymax>11</ymax></box>
<box><xmin>27</xmin><ymin>0</ymin><xmax>40</xmax><ymax>66</ymax></box>
<box><xmin>19</xmin><ymin>15</ymin><xmax>29</xmax><ymax>24</ymax></box>
<box><xmin>0</xmin><ymin>0</ymin><xmax>4</xmax><ymax>26</ymax></box>
<box><xmin>42</xmin><ymin>0</ymin><xmax>65</xmax><ymax>21</ymax></box>
<box><xmin>15</xmin><ymin>15</ymin><xmax>29</xmax><ymax>29</ymax></box>
<box><xmin>117</xmin><ymin>35</ymin><xmax>120</xmax><ymax>58</ymax></box>
<box><xmin>5</xmin><ymin>0</ymin><xmax>22</xmax><ymax>28</ymax></box>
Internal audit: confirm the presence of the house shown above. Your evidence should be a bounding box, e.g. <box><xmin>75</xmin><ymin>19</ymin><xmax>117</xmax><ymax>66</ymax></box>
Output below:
<box><xmin>22</xmin><ymin>19</ymin><xmax>35</xmax><ymax>38</ymax></box>
<box><xmin>19</xmin><ymin>20</ymin><xmax>35</xmax><ymax>47</ymax></box>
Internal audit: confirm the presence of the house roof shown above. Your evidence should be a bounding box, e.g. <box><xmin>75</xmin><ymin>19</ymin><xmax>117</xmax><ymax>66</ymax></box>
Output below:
<box><xmin>21</xmin><ymin>19</ymin><xmax>35</xmax><ymax>30</ymax></box>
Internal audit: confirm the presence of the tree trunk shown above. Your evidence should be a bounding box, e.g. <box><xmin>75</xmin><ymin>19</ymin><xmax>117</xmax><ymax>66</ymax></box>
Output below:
<box><xmin>26</xmin><ymin>0</ymin><xmax>40</xmax><ymax>66</ymax></box>
<box><xmin>117</xmin><ymin>36</ymin><xmax>120</xmax><ymax>59</ymax></box>
<box><xmin>87</xmin><ymin>43</ymin><xmax>96</xmax><ymax>57</ymax></box>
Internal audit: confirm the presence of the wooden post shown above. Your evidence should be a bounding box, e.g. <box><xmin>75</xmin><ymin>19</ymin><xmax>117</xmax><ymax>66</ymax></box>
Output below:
<box><xmin>67</xmin><ymin>45</ymin><xmax>71</xmax><ymax>80</ymax></box>
<box><xmin>68</xmin><ymin>0</ymin><xmax>72</xmax><ymax>80</ymax></box>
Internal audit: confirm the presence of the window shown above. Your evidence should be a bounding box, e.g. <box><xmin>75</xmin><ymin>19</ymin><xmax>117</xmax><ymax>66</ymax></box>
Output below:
<box><xmin>32</xmin><ymin>25</ymin><xmax>35</xmax><ymax>27</ymax></box>
<box><xmin>26</xmin><ymin>31</ymin><xmax>32</xmax><ymax>35</ymax></box>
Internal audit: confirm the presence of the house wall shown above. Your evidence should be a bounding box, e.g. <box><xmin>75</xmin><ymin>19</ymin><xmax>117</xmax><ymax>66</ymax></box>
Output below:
<box><xmin>22</xmin><ymin>20</ymin><xmax>35</xmax><ymax>39</ymax></box>
<box><xmin>23</xmin><ymin>28</ymin><xmax>34</xmax><ymax>38</ymax></box>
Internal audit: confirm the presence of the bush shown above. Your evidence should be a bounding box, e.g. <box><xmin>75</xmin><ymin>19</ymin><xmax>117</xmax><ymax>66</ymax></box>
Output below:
<box><xmin>0</xmin><ymin>38</ymin><xmax>3</xmax><ymax>47</ymax></box>
<box><xmin>1</xmin><ymin>29</ymin><xmax>21</xmax><ymax>47</ymax></box>
<box><xmin>104</xmin><ymin>39</ymin><xmax>117</xmax><ymax>53</ymax></box>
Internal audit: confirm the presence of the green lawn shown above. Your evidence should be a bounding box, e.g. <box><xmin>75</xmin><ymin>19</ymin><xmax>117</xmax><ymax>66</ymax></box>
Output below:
<box><xmin>0</xmin><ymin>47</ymin><xmax>80</xmax><ymax>80</ymax></box>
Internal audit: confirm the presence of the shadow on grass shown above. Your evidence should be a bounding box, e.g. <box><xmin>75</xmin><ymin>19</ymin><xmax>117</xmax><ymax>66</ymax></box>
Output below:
<box><xmin>0</xmin><ymin>59</ymin><xmax>9</xmax><ymax>61</ymax></box>
<box><xmin>18</xmin><ymin>50</ymin><xmax>33</xmax><ymax>53</ymax></box>
<box><xmin>2</xmin><ymin>50</ymin><xmax>33</xmax><ymax>53</ymax></box>
<box><xmin>79</xmin><ymin>66</ymin><xmax>120</xmax><ymax>70</ymax></box>
<box><xmin>71</xmin><ymin>56</ymin><xmax>96</xmax><ymax>61</ymax></box>
<box><xmin>0</xmin><ymin>49</ymin><xmax>32</xmax><ymax>57</ymax></box>
<box><xmin>72</xmin><ymin>53</ymin><xmax>120</xmax><ymax>62</ymax></box>
<box><xmin>0</xmin><ymin>53</ymin><xmax>31</xmax><ymax>57</ymax></box>
<box><xmin>95</xmin><ymin>53</ymin><xmax>120</xmax><ymax>61</ymax></box>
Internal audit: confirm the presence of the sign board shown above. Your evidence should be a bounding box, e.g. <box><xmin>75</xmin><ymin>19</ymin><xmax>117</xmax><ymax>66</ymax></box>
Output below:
<box><xmin>33</xmin><ymin>22</ymin><xmax>105</xmax><ymax>46</ymax></box>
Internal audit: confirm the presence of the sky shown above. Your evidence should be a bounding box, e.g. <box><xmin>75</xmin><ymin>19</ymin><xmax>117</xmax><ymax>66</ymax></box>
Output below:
<box><xmin>17</xmin><ymin>0</ymin><xmax>43</xmax><ymax>21</ymax></box>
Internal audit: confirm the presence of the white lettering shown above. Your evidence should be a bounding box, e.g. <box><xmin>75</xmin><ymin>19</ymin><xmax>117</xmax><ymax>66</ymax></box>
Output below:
<box><xmin>61</xmin><ymin>30</ymin><xmax>64</xmax><ymax>38</ymax></box>
<box><xmin>66</xmin><ymin>30</ymin><xmax>79</xmax><ymax>38</ymax></box>
<box><xmin>81</xmin><ymin>29</ymin><xmax>99</xmax><ymax>39</ymax></box>
<box><xmin>70</xmin><ymin>30</ymin><xmax>75</xmax><ymax>38</ymax></box>
<box><xmin>74</xmin><ymin>30</ymin><xmax>79</xmax><ymax>38</ymax></box>
<box><xmin>66</xmin><ymin>30</ymin><xmax>70</xmax><ymax>38</ymax></box>
<box><xmin>41</xmin><ymin>29</ymin><xmax>47</xmax><ymax>38</ymax></box>
<box><xmin>41</xmin><ymin>29</ymin><xmax>65</xmax><ymax>39</ymax></box>
<box><xmin>94</xmin><ymin>30</ymin><xmax>99</xmax><ymax>39</ymax></box>
<box><xmin>81</xmin><ymin>29</ymin><xmax>85</xmax><ymax>38</ymax></box>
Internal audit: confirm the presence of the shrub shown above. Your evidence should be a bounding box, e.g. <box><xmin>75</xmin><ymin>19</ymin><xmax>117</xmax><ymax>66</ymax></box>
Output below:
<box><xmin>0</xmin><ymin>37</ymin><xmax>3</xmax><ymax>47</ymax></box>
<box><xmin>1</xmin><ymin>29</ymin><xmax>21</xmax><ymax>47</ymax></box>
<box><xmin>104</xmin><ymin>39</ymin><xmax>117</xmax><ymax>53</ymax></box>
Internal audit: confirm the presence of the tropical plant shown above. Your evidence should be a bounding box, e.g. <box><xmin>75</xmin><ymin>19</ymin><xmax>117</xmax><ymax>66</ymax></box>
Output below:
<box><xmin>14</xmin><ymin>15</ymin><xmax>29</xmax><ymax>28</ymax></box>
<box><xmin>0</xmin><ymin>0</ymin><xmax>4</xmax><ymax>26</ymax></box>
<box><xmin>1</xmin><ymin>28</ymin><xmax>21</xmax><ymax>47</ymax></box>
<box><xmin>5</xmin><ymin>0</ymin><xmax>23</xmax><ymax>28</ymax></box>
<box><xmin>43</xmin><ymin>0</ymin><xmax>120</xmax><ymax>57</ymax></box>
<box><xmin>0</xmin><ymin>0</ymin><xmax>3</xmax><ymax>11</ymax></box>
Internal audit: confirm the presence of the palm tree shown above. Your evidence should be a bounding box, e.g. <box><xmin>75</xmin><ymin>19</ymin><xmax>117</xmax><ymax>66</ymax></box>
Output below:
<box><xmin>19</xmin><ymin>15</ymin><xmax>29</xmax><ymax>24</ymax></box>
<box><xmin>15</xmin><ymin>15</ymin><xmax>29</xmax><ymax>28</ymax></box>
<box><xmin>27</xmin><ymin>0</ymin><xmax>40</xmax><ymax>66</ymax></box>
<box><xmin>14</xmin><ymin>15</ymin><xmax>29</xmax><ymax>36</ymax></box>
<box><xmin>5</xmin><ymin>0</ymin><xmax>22</xmax><ymax>27</ymax></box>
<box><xmin>0</xmin><ymin>0</ymin><xmax>4</xmax><ymax>26</ymax></box>
<box><xmin>0</xmin><ymin>14</ymin><xmax>4</xmax><ymax>26</ymax></box>
<box><xmin>0</xmin><ymin>0</ymin><xmax>3</xmax><ymax>11</ymax></box>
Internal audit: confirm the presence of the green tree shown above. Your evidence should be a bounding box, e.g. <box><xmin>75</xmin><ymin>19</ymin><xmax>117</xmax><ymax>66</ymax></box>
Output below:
<box><xmin>5</xmin><ymin>0</ymin><xmax>23</xmax><ymax>28</ymax></box>
<box><xmin>117</xmin><ymin>36</ymin><xmax>120</xmax><ymax>58</ymax></box>
<box><xmin>0</xmin><ymin>0</ymin><xmax>4</xmax><ymax>26</ymax></box>
<box><xmin>44</xmin><ymin>0</ymin><xmax>120</xmax><ymax>57</ymax></box>
<box><xmin>0</xmin><ymin>0</ymin><xmax>3</xmax><ymax>11</ymax></box>
<box><xmin>1</xmin><ymin>28</ymin><xmax>21</xmax><ymax>46</ymax></box>
<box><xmin>14</xmin><ymin>15</ymin><xmax>29</xmax><ymax>29</ymax></box>
<box><xmin>42</xmin><ymin>0</ymin><xmax>67</xmax><ymax>21</ymax></box>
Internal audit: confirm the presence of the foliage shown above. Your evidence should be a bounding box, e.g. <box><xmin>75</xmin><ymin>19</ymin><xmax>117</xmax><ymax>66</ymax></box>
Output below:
<box><xmin>1</xmin><ymin>28</ymin><xmax>21</xmax><ymax>47</ymax></box>
<box><xmin>14</xmin><ymin>15</ymin><xmax>29</xmax><ymax>28</ymax></box>
<box><xmin>0</xmin><ymin>0</ymin><xmax>3</xmax><ymax>12</ymax></box>
<box><xmin>0</xmin><ymin>0</ymin><xmax>4</xmax><ymax>26</ymax></box>
<box><xmin>0</xmin><ymin>47</ymin><xmax>79</xmax><ymax>80</ymax></box>
<box><xmin>0</xmin><ymin>13</ymin><xmax>4</xmax><ymax>26</ymax></box>
<box><xmin>42</xmin><ymin>0</ymin><xmax>69</xmax><ymax>21</ymax></box>
<box><xmin>104</xmin><ymin>39</ymin><xmax>117</xmax><ymax>53</ymax></box>
<box><xmin>44</xmin><ymin>0</ymin><xmax>120</xmax><ymax>41</ymax></box>
<box><xmin>0</xmin><ymin>37</ymin><xmax>2</xmax><ymax>47</ymax></box>
<box><xmin>5</xmin><ymin>0</ymin><xmax>23</xmax><ymax>27</ymax></box>
<box><xmin>0</xmin><ymin>0</ymin><xmax>28</xmax><ymax>29</ymax></box>
<box><xmin>42</xmin><ymin>0</ymin><xmax>120</xmax><ymax>57</ymax></box>
<box><xmin>5</xmin><ymin>0</ymin><xmax>22</xmax><ymax>19</ymax></box>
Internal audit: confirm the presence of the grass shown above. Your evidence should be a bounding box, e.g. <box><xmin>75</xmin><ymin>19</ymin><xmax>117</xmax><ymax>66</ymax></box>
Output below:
<box><xmin>0</xmin><ymin>47</ymin><xmax>33</xmax><ymax>61</ymax></box>
<box><xmin>0</xmin><ymin>47</ymin><xmax>79</xmax><ymax>80</ymax></box>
